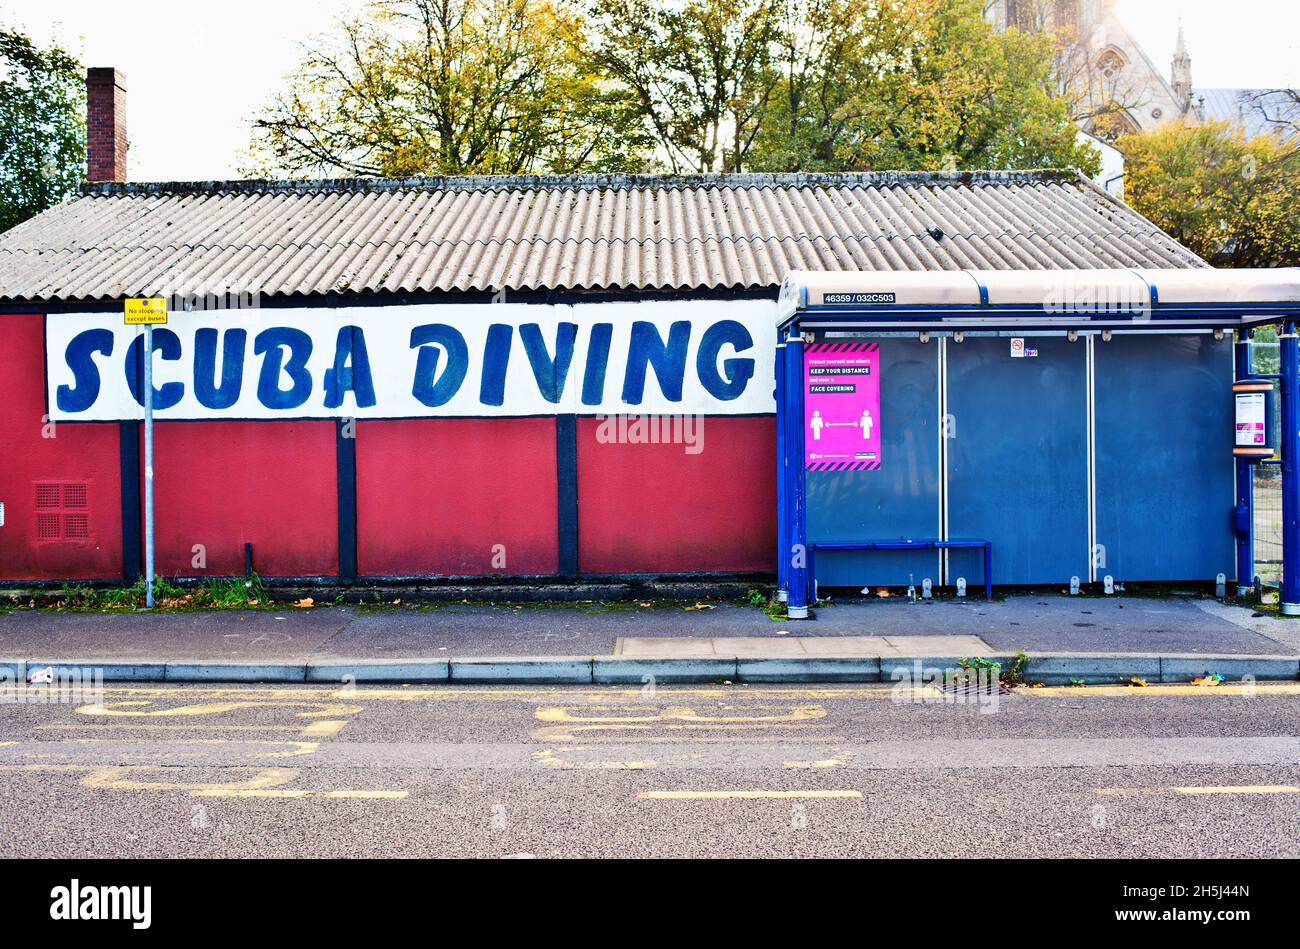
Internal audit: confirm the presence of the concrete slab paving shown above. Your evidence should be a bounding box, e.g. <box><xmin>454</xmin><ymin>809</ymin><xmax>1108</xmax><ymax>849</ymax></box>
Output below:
<box><xmin>0</xmin><ymin>594</ymin><xmax>1296</xmax><ymax>667</ymax></box>
<box><xmin>0</xmin><ymin>607</ymin><xmax>351</xmax><ymax>660</ymax></box>
<box><xmin>881</xmin><ymin>634</ymin><xmax>994</xmax><ymax>657</ymax></box>
<box><xmin>796</xmin><ymin>636</ymin><xmax>896</xmax><ymax>656</ymax></box>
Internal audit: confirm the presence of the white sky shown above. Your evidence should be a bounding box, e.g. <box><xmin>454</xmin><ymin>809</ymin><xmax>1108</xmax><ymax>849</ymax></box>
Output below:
<box><xmin>3</xmin><ymin>0</ymin><xmax>1298</xmax><ymax>181</ymax></box>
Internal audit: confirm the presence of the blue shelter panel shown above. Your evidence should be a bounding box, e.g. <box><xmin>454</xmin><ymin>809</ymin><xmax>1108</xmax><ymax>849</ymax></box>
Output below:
<box><xmin>947</xmin><ymin>336</ymin><xmax>1090</xmax><ymax>586</ymax></box>
<box><xmin>1094</xmin><ymin>334</ymin><xmax>1235</xmax><ymax>581</ymax></box>
<box><xmin>806</xmin><ymin>338</ymin><xmax>940</xmax><ymax>586</ymax></box>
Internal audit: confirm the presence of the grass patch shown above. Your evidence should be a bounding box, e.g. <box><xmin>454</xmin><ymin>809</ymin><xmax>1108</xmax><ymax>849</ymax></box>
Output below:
<box><xmin>41</xmin><ymin>574</ymin><xmax>276</xmax><ymax>612</ymax></box>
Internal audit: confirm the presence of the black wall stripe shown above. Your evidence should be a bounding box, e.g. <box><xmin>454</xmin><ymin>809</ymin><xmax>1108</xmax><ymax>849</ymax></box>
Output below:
<box><xmin>556</xmin><ymin>414</ymin><xmax>579</xmax><ymax>578</ymax></box>
<box><xmin>336</xmin><ymin>418</ymin><xmax>358</xmax><ymax>584</ymax></box>
<box><xmin>118</xmin><ymin>420</ymin><xmax>142</xmax><ymax>582</ymax></box>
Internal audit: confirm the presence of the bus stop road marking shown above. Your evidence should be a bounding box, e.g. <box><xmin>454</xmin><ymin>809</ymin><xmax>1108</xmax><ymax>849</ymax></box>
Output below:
<box><xmin>636</xmin><ymin>790</ymin><xmax>862</xmax><ymax>800</ymax></box>
<box><xmin>75</xmin><ymin>700</ymin><xmax>364</xmax><ymax>719</ymax></box>
<box><xmin>74</xmin><ymin>765</ymin><xmax>406</xmax><ymax>800</ymax></box>
<box><xmin>300</xmin><ymin>720</ymin><xmax>349</xmax><ymax>737</ymax></box>
<box><xmin>80</xmin><ymin>765</ymin><xmax>299</xmax><ymax>792</ymax></box>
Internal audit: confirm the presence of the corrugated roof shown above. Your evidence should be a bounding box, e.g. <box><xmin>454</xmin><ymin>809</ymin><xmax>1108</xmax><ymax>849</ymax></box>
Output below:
<box><xmin>0</xmin><ymin>171</ymin><xmax>1205</xmax><ymax>303</ymax></box>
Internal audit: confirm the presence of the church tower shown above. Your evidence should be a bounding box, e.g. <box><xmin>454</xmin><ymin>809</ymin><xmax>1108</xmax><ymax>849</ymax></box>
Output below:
<box><xmin>1171</xmin><ymin>22</ymin><xmax>1194</xmax><ymax>113</ymax></box>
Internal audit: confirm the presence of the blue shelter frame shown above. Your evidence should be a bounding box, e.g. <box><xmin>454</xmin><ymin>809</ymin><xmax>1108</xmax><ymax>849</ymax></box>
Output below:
<box><xmin>775</xmin><ymin>268</ymin><xmax>1300</xmax><ymax>619</ymax></box>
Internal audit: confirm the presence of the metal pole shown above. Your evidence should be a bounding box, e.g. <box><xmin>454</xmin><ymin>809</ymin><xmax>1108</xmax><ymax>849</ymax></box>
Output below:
<box><xmin>1279</xmin><ymin>322</ymin><xmax>1300</xmax><ymax>613</ymax></box>
<box><xmin>1234</xmin><ymin>331</ymin><xmax>1255</xmax><ymax>596</ymax></box>
<box><xmin>775</xmin><ymin>341</ymin><xmax>788</xmax><ymax>602</ymax></box>
<box><xmin>143</xmin><ymin>322</ymin><xmax>155</xmax><ymax>609</ymax></box>
<box><xmin>786</xmin><ymin>332</ymin><xmax>809</xmax><ymax>619</ymax></box>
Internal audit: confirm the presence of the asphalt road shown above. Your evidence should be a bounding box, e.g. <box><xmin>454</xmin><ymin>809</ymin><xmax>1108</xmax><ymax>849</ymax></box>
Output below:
<box><xmin>0</xmin><ymin>681</ymin><xmax>1295</xmax><ymax>858</ymax></box>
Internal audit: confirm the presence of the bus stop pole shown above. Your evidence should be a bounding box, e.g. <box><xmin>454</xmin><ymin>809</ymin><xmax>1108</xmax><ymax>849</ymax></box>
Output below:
<box><xmin>785</xmin><ymin>331</ymin><xmax>809</xmax><ymax>619</ymax></box>
<box><xmin>1234</xmin><ymin>331</ymin><xmax>1254</xmax><ymax>595</ymax></box>
<box><xmin>775</xmin><ymin>341</ymin><xmax>788</xmax><ymax>603</ymax></box>
<box><xmin>143</xmin><ymin>322</ymin><xmax>155</xmax><ymax>609</ymax></box>
<box><xmin>1280</xmin><ymin>321</ymin><xmax>1300</xmax><ymax>614</ymax></box>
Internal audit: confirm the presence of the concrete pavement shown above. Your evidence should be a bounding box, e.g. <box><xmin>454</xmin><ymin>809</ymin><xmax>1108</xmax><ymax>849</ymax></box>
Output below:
<box><xmin>0</xmin><ymin>680</ymin><xmax>1295</xmax><ymax>858</ymax></box>
<box><xmin>2</xmin><ymin>593</ymin><xmax>1298</xmax><ymax>684</ymax></box>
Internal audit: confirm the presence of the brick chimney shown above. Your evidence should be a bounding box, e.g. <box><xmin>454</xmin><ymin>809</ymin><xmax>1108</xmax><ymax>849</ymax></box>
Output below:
<box><xmin>86</xmin><ymin>67</ymin><xmax>127</xmax><ymax>183</ymax></box>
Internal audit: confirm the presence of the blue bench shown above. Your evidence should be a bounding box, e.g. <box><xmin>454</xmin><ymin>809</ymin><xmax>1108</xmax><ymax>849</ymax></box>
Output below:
<box><xmin>808</xmin><ymin>539</ymin><xmax>993</xmax><ymax>600</ymax></box>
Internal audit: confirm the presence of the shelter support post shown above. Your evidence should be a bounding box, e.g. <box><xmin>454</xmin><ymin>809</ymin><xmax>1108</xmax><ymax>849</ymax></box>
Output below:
<box><xmin>1281</xmin><ymin>322</ymin><xmax>1300</xmax><ymax>613</ymax></box>
<box><xmin>1235</xmin><ymin>332</ymin><xmax>1254</xmax><ymax>595</ymax></box>
<box><xmin>775</xmin><ymin>342</ymin><xmax>788</xmax><ymax>602</ymax></box>
<box><xmin>784</xmin><ymin>332</ymin><xmax>810</xmax><ymax>619</ymax></box>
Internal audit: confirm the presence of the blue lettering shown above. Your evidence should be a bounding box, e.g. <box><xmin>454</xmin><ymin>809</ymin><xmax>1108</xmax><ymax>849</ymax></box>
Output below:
<box><xmin>520</xmin><ymin>322</ymin><xmax>577</xmax><ymax>404</ymax></box>
<box><xmin>622</xmin><ymin>320</ymin><xmax>690</xmax><ymax>405</ymax></box>
<box><xmin>581</xmin><ymin>323</ymin><xmax>613</xmax><ymax>406</ymax></box>
<box><xmin>254</xmin><ymin>327</ymin><xmax>313</xmax><ymax>410</ymax></box>
<box><xmin>125</xmin><ymin>329</ymin><xmax>184</xmax><ymax>410</ymax></box>
<box><xmin>480</xmin><ymin>324</ymin><xmax>512</xmax><ymax>407</ymax></box>
<box><xmin>194</xmin><ymin>328</ymin><xmax>246</xmax><ymax>410</ymax></box>
<box><xmin>323</xmin><ymin>326</ymin><xmax>376</xmax><ymax>409</ymax></box>
<box><xmin>57</xmin><ymin>329</ymin><xmax>113</xmax><ymax>413</ymax></box>
<box><xmin>696</xmin><ymin>320</ymin><xmax>755</xmax><ymax>401</ymax></box>
<box><xmin>410</xmin><ymin>323</ymin><xmax>468</xmax><ymax>408</ymax></box>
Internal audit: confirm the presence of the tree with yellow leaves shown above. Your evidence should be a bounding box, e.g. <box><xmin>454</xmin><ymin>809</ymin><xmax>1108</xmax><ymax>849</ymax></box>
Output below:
<box><xmin>247</xmin><ymin>0</ymin><xmax>648</xmax><ymax>176</ymax></box>
<box><xmin>1121</xmin><ymin>120</ymin><xmax>1300</xmax><ymax>268</ymax></box>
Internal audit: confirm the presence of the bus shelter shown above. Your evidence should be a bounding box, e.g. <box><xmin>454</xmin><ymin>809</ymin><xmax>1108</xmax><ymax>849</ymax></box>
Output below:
<box><xmin>774</xmin><ymin>268</ymin><xmax>1300</xmax><ymax>619</ymax></box>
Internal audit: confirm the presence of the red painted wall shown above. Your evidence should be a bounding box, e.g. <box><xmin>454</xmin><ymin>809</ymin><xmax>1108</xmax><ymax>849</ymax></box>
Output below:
<box><xmin>2</xmin><ymin>312</ymin><xmax>778</xmax><ymax>582</ymax></box>
<box><xmin>577</xmin><ymin>416</ymin><xmax>776</xmax><ymax>573</ymax></box>
<box><xmin>356</xmin><ymin>418</ymin><xmax>558</xmax><ymax>576</ymax></box>
<box><xmin>146</xmin><ymin>421</ymin><xmax>338</xmax><ymax>578</ymax></box>
<box><xmin>0</xmin><ymin>314</ymin><xmax>123</xmax><ymax>580</ymax></box>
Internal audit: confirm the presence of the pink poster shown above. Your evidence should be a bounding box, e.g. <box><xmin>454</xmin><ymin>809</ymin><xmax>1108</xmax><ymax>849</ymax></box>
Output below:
<box><xmin>804</xmin><ymin>342</ymin><xmax>881</xmax><ymax>471</ymax></box>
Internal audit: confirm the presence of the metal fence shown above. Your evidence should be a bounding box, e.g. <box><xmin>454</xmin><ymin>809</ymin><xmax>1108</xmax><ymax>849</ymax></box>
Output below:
<box><xmin>1254</xmin><ymin>463</ymin><xmax>1282</xmax><ymax>587</ymax></box>
<box><xmin>1249</xmin><ymin>337</ymin><xmax>1282</xmax><ymax>588</ymax></box>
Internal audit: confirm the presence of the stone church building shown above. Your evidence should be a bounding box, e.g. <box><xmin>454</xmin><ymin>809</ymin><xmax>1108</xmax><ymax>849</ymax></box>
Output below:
<box><xmin>987</xmin><ymin>0</ymin><xmax>1297</xmax><ymax>139</ymax></box>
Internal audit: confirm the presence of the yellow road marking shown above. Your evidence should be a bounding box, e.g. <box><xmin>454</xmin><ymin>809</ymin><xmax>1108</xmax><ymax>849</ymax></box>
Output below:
<box><xmin>530</xmin><ymin>723</ymin><xmax>837</xmax><ymax>741</ymax></box>
<box><xmin>39</xmin><ymin>722</ymin><xmax>345</xmax><ymax>739</ymax></box>
<box><xmin>533</xmin><ymin>748</ymin><xmax>655</xmax><ymax>770</ymax></box>
<box><xmin>0</xmin><ymin>764</ymin><xmax>99</xmax><ymax>772</ymax></box>
<box><xmin>0</xmin><ymin>763</ymin><xmax>401</xmax><ymax>799</ymax></box>
<box><xmin>41</xmin><ymin>723</ymin><xmax>313</xmax><ymax>732</ymax></box>
<box><xmin>80</xmin><ymin>766</ymin><xmax>299</xmax><ymax>793</ymax></box>
<box><xmin>191</xmin><ymin>789</ymin><xmax>408</xmax><ymax>799</ymax></box>
<box><xmin>18</xmin><ymin>737</ymin><xmax>320</xmax><ymax>758</ymax></box>
<box><xmin>76</xmin><ymin>700</ymin><xmax>362</xmax><ymax>719</ymax></box>
<box><xmin>784</xmin><ymin>750</ymin><xmax>853</xmax><ymax>769</ymax></box>
<box><xmin>1097</xmin><ymin>784</ymin><xmax>1300</xmax><ymax>796</ymax></box>
<box><xmin>637</xmin><ymin>790</ymin><xmax>862</xmax><ymax>800</ymax></box>
<box><xmin>535</xmin><ymin>704</ymin><xmax>826</xmax><ymax>724</ymax></box>
<box><xmin>1029</xmin><ymin>683</ymin><xmax>1300</xmax><ymax>697</ymax></box>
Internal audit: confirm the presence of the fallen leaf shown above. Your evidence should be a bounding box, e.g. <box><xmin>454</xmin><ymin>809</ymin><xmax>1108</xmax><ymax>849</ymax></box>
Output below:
<box><xmin>294</xmin><ymin>597</ymin><xmax>315</xmax><ymax>609</ymax></box>
<box><xmin>1127</xmin><ymin>677</ymin><xmax>1149</xmax><ymax>687</ymax></box>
